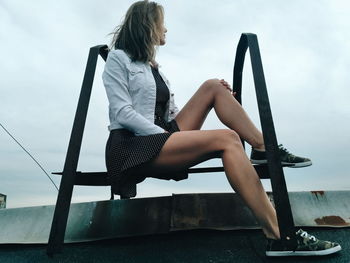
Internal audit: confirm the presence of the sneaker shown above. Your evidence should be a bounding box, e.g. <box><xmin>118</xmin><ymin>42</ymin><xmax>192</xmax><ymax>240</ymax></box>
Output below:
<box><xmin>250</xmin><ymin>144</ymin><xmax>312</xmax><ymax>168</ymax></box>
<box><xmin>266</xmin><ymin>229</ymin><xmax>341</xmax><ymax>257</ymax></box>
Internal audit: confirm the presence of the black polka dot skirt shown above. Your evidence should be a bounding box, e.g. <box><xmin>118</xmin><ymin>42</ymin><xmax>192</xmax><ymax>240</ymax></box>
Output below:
<box><xmin>105</xmin><ymin>118</ymin><xmax>188</xmax><ymax>195</ymax></box>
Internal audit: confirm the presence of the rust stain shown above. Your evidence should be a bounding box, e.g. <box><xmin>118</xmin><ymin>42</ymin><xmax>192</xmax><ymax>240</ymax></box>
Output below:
<box><xmin>315</xmin><ymin>216</ymin><xmax>349</xmax><ymax>226</ymax></box>
<box><xmin>311</xmin><ymin>191</ymin><xmax>325</xmax><ymax>197</ymax></box>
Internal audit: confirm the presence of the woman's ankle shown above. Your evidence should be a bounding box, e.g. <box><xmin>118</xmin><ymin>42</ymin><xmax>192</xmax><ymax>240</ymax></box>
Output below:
<box><xmin>263</xmin><ymin>228</ymin><xmax>280</xmax><ymax>240</ymax></box>
<box><xmin>265</xmin><ymin>234</ymin><xmax>279</xmax><ymax>240</ymax></box>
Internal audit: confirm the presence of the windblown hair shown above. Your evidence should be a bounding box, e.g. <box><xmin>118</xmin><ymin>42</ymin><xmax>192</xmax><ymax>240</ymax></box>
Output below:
<box><xmin>110</xmin><ymin>0</ymin><xmax>164</xmax><ymax>62</ymax></box>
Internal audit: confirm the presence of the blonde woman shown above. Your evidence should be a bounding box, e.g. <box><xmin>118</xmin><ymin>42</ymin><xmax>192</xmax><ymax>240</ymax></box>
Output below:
<box><xmin>103</xmin><ymin>0</ymin><xmax>340</xmax><ymax>257</ymax></box>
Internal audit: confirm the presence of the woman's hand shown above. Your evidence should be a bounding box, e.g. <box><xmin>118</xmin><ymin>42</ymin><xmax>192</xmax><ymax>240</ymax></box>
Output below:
<box><xmin>220</xmin><ymin>79</ymin><xmax>231</xmax><ymax>91</ymax></box>
<box><xmin>220</xmin><ymin>79</ymin><xmax>236</xmax><ymax>96</ymax></box>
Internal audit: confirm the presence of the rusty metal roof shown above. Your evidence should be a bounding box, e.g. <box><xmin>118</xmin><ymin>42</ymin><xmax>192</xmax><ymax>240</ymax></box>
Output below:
<box><xmin>1</xmin><ymin>191</ymin><xmax>349</xmax><ymax>244</ymax></box>
<box><xmin>0</xmin><ymin>191</ymin><xmax>349</xmax><ymax>262</ymax></box>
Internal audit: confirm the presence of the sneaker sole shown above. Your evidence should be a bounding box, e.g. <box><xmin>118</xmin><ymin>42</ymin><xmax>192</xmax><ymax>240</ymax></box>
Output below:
<box><xmin>266</xmin><ymin>244</ymin><xmax>341</xmax><ymax>257</ymax></box>
<box><xmin>251</xmin><ymin>160</ymin><xmax>312</xmax><ymax>168</ymax></box>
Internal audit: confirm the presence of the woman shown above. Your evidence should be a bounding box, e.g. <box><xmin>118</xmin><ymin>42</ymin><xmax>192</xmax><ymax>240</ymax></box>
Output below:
<box><xmin>102</xmin><ymin>0</ymin><xmax>341</xmax><ymax>257</ymax></box>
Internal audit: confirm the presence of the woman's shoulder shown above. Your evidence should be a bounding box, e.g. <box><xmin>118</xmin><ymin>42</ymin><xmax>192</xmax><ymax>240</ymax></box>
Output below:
<box><xmin>108</xmin><ymin>49</ymin><xmax>132</xmax><ymax>63</ymax></box>
<box><xmin>106</xmin><ymin>49</ymin><xmax>149</xmax><ymax>72</ymax></box>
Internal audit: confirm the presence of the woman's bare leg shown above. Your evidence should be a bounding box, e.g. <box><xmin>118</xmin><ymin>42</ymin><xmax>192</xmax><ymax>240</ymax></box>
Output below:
<box><xmin>133</xmin><ymin>79</ymin><xmax>281</xmax><ymax>238</ymax></box>
<box><xmin>175</xmin><ymin>79</ymin><xmax>265</xmax><ymax>150</ymax></box>
<box><xmin>163</xmin><ymin>79</ymin><xmax>279</xmax><ymax>237</ymax></box>
<box><xmin>137</xmin><ymin>129</ymin><xmax>280</xmax><ymax>240</ymax></box>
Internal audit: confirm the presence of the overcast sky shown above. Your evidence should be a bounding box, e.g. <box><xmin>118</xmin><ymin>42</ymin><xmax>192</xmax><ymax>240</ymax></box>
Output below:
<box><xmin>1</xmin><ymin>0</ymin><xmax>350</xmax><ymax>208</ymax></box>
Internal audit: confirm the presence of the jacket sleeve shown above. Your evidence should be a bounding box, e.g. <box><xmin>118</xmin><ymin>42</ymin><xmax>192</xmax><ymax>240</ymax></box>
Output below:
<box><xmin>103</xmin><ymin>51</ymin><xmax>165</xmax><ymax>136</ymax></box>
<box><xmin>173</xmin><ymin>101</ymin><xmax>180</xmax><ymax>117</ymax></box>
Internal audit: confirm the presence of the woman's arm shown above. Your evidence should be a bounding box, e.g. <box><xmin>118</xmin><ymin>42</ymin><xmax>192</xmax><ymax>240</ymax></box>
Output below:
<box><xmin>103</xmin><ymin>51</ymin><xmax>165</xmax><ymax>136</ymax></box>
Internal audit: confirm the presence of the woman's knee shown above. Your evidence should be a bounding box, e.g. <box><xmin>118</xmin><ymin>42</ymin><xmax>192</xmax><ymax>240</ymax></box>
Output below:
<box><xmin>215</xmin><ymin>129</ymin><xmax>242</xmax><ymax>150</ymax></box>
<box><xmin>200</xmin><ymin>78</ymin><xmax>229</xmax><ymax>97</ymax></box>
<box><xmin>201</xmin><ymin>78</ymin><xmax>220</xmax><ymax>92</ymax></box>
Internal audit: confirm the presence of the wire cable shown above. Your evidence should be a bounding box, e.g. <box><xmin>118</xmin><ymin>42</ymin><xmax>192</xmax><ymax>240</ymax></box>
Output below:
<box><xmin>0</xmin><ymin>122</ymin><xmax>59</xmax><ymax>191</ymax></box>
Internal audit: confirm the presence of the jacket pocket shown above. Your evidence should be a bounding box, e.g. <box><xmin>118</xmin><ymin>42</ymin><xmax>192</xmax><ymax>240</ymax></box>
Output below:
<box><xmin>127</xmin><ymin>63</ymin><xmax>146</xmax><ymax>93</ymax></box>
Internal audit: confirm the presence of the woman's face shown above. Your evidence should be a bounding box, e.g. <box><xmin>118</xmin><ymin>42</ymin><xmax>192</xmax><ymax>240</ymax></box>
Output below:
<box><xmin>158</xmin><ymin>19</ymin><xmax>167</xmax><ymax>46</ymax></box>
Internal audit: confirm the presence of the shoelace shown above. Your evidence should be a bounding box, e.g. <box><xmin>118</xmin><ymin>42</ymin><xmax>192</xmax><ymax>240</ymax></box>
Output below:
<box><xmin>278</xmin><ymin>144</ymin><xmax>289</xmax><ymax>153</ymax></box>
<box><xmin>299</xmin><ymin>230</ymin><xmax>317</xmax><ymax>242</ymax></box>
<box><xmin>278</xmin><ymin>144</ymin><xmax>296</xmax><ymax>157</ymax></box>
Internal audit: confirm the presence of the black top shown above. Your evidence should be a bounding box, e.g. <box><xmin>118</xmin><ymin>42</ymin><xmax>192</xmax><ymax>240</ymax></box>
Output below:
<box><xmin>151</xmin><ymin>66</ymin><xmax>169</xmax><ymax>105</ymax></box>
<box><xmin>151</xmin><ymin>66</ymin><xmax>171</xmax><ymax>129</ymax></box>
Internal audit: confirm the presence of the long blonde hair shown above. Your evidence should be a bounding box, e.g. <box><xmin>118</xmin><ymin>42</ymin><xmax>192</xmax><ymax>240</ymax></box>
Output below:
<box><xmin>110</xmin><ymin>0</ymin><xmax>164</xmax><ymax>62</ymax></box>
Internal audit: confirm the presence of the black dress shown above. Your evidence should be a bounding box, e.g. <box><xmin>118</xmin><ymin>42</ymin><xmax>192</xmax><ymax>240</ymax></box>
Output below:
<box><xmin>105</xmin><ymin>66</ymin><xmax>188</xmax><ymax>195</ymax></box>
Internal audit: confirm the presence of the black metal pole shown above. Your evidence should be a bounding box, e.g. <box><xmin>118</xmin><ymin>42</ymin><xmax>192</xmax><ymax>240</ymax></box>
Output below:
<box><xmin>247</xmin><ymin>34</ymin><xmax>297</xmax><ymax>249</ymax></box>
<box><xmin>233</xmin><ymin>33</ymin><xmax>297</xmax><ymax>250</ymax></box>
<box><xmin>47</xmin><ymin>46</ymin><xmax>104</xmax><ymax>255</ymax></box>
<box><xmin>232</xmin><ymin>34</ymin><xmax>248</xmax><ymax>106</ymax></box>
<box><xmin>232</xmin><ymin>35</ymin><xmax>249</xmax><ymax>148</ymax></box>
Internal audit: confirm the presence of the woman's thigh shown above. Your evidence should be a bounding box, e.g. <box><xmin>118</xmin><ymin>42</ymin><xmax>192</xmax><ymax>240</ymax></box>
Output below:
<box><xmin>175</xmin><ymin>79</ymin><xmax>232</xmax><ymax>131</ymax></box>
<box><xmin>129</xmin><ymin>129</ymin><xmax>240</xmax><ymax>176</ymax></box>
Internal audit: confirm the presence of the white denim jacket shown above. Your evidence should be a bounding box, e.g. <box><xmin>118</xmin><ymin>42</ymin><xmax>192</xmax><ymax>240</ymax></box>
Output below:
<box><xmin>102</xmin><ymin>49</ymin><xmax>179</xmax><ymax>136</ymax></box>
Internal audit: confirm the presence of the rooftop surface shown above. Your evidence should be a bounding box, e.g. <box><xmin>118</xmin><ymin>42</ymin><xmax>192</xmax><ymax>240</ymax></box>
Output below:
<box><xmin>0</xmin><ymin>227</ymin><xmax>349</xmax><ymax>263</ymax></box>
<box><xmin>1</xmin><ymin>191</ymin><xmax>349</xmax><ymax>262</ymax></box>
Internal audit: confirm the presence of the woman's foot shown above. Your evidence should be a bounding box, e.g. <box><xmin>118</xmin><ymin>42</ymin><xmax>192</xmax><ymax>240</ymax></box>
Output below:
<box><xmin>266</xmin><ymin>229</ymin><xmax>341</xmax><ymax>257</ymax></box>
<box><xmin>250</xmin><ymin>144</ymin><xmax>312</xmax><ymax>168</ymax></box>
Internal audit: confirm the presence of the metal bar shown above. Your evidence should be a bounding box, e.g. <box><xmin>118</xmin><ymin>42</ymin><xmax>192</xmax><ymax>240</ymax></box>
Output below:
<box><xmin>47</xmin><ymin>45</ymin><xmax>106</xmax><ymax>256</ymax></box>
<box><xmin>232</xmin><ymin>34</ymin><xmax>248</xmax><ymax>105</ymax></box>
<box><xmin>232</xmin><ymin>34</ymin><xmax>248</xmax><ymax>148</ymax></box>
<box><xmin>52</xmin><ymin>164</ymin><xmax>296</xmax><ymax>186</ymax></box>
<box><xmin>99</xmin><ymin>45</ymin><xmax>109</xmax><ymax>61</ymax></box>
<box><xmin>245</xmin><ymin>33</ymin><xmax>297</xmax><ymax>249</ymax></box>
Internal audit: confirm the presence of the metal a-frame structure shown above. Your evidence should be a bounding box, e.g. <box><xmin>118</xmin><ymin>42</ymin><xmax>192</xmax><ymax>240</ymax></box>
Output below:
<box><xmin>47</xmin><ymin>33</ymin><xmax>298</xmax><ymax>256</ymax></box>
